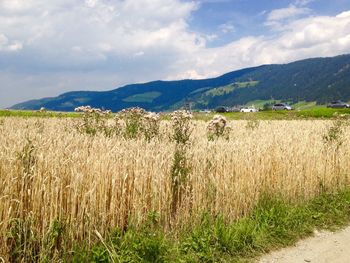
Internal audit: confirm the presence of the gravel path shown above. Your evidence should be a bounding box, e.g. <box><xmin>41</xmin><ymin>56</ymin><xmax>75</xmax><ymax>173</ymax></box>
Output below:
<box><xmin>259</xmin><ymin>226</ymin><xmax>350</xmax><ymax>263</ymax></box>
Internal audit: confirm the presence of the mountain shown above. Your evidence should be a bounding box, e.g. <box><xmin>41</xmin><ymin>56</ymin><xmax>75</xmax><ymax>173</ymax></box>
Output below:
<box><xmin>12</xmin><ymin>54</ymin><xmax>350</xmax><ymax>111</ymax></box>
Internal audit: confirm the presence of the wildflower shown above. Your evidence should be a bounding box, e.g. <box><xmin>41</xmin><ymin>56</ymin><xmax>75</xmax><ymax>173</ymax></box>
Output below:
<box><xmin>74</xmin><ymin>105</ymin><xmax>111</xmax><ymax>115</ymax></box>
<box><xmin>170</xmin><ymin>110</ymin><xmax>193</xmax><ymax>144</ymax></box>
<box><xmin>207</xmin><ymin>115</ymin><xmax>229</xmax><ymax>141</ymax></box>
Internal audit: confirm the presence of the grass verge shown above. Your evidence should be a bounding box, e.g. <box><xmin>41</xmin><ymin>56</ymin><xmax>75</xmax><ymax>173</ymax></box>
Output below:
<box><xmin>68</xmin><ymin>188</ymin><xmax>350</xmax><ymax>262</ymax></box>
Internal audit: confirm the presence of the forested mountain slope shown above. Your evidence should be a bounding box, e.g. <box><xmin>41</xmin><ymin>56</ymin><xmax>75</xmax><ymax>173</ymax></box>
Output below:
<box><xmin>12</xmin><ymin>54</ymin><xmax>350</xmax><ymax>111</ymax></box>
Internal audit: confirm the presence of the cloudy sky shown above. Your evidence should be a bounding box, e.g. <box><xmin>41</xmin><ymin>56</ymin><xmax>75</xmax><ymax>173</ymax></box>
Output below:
<box><xmin>1</xmin><ymin>0</ymin><xmax>350</xmax><ymax>108</ymax></box>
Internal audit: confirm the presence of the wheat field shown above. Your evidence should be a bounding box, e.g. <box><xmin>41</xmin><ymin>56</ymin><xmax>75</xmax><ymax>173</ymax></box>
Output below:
<box><xmin>0</xmin><ymin>117</ymin><xmax>350</xmax><ymax>258</ymax></box>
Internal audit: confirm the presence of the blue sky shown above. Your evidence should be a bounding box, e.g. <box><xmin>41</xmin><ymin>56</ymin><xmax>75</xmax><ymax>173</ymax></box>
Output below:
<box><xmin>1</xmin><ymin>0</ymin><xmax>350</xmax><ymax>107</ymax></box>
<box><xmin>188</xmin><ymin>0</ymin><xmax>350</xmax><ymax>46</ymax></box>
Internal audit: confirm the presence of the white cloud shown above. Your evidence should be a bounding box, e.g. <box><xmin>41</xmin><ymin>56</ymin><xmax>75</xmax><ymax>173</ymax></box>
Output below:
<box><xmin>218</xmin><ymin>22</ymin><xmax>235</xmax><ymax>34</ymax></box>
<box><xmin>337</xmin><ymin>10</ymin><xmax>350</xmax><ymax>18</ymax></box>
<box><xmin>265</xmin><ymin>0</ymin><xmax>316</xmax><ymax>30</ymax></box>
<box><xmin>295</xmin><ymin>0</ymin><xmax>314</xmax><ymax>7</ymax></box>
<box><xmin>133</xmin><ymin>51</ymin><xmax>145</xmax><ymax>57</ymax></box>
<box><xmin>267</xmin><ymin>5</ymin><xmax>310</xmax><ymax>22</ymax></box>
<box><xmin>0</xmin><ymin>0</ymin><xmax>350</xmax><ymax>108</ymax></box>
<box><xmin>179</xmin><ymin>10</ymin><xmax>350</xmax><ymax>78</ymax></box>
<box><xmin>85</xmin><ymin>0</ymin><xmax>98</xmax><ymax>8</ymax></box>
<box><xmin>0</xmin><ymin>33</ymin><xmax>23</xmax><ymax>52</ymax></box>
<box><xmin>0</xmin><ymin>34</ymin><xmax>7</xmax><ymax>46</ymax></box>
<box><xmin>0</xmin><ymin>0</ymin><xmax>37</xmax><ymax>11</ymax></box>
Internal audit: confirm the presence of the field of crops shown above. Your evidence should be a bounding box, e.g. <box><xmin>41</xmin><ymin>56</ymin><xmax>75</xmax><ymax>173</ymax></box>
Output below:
<box><xmin>1</xmin><ymin>112</ymin><xmax>350</xmax><ymax>261</ymax></box>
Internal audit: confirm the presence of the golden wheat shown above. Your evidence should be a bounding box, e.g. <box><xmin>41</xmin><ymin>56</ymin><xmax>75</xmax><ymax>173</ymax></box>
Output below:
<box><xmin>0</xmin><ymin>117</ymin><xmax>349</xmax><ymax>257</ymax></box>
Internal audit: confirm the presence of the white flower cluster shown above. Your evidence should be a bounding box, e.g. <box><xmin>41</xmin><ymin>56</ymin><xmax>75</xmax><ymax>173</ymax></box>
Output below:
<box><xmin>144</xmin><ymin>112</ymin><xmax>160</xmax><ymax>121</ymax></box>
<box><xmin>207</xmin><ymin>115</ymin><xmax>227</xmax><ymax>131</ymax></box>
<box><xmin>170</xmin><ymin>110</ymin><xmax>193</xmax><ymax>123</ymax></box>
<box><xmin>120</xmin><ymin>107</ymin><xmax>146</xmax><ymax>116</ymax></box>
<box><xmin>118</xmin><ymin>107</ymin><xmax>160</xmax><ymax>122</ymax></box>
<box><xmin>74</xmin><ymin>106</ymin><xmax>111</xmax><ymax>115</ymax></box>
<box><xmin>207</xmin><ymin>115</ymin><xmax>228</xmax><ymax>140</ymax></box>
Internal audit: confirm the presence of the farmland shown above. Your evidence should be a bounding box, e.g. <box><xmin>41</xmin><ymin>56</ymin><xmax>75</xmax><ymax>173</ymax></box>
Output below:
<box><xmin>1</xmin><ymin>111</ymin><xmax>350</xmax><ymax>262</ymax></box>
<box><xmin>2</xmin><ymin>107</ymin><xmax>350</xmax><ymax>120</ymax></box>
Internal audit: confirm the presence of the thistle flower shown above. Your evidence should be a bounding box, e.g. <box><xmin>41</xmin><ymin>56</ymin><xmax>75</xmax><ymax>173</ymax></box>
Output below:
<box><xmin>144</xmin><ymin>112</ymin><xmax>160</xmax><ymax>121</ymax></box>
<box><xmin>120</xmin><ymin>107</ymin><xmax>146</xmax><ymax>116</ymax></box>
<box><xmin>207</xmin><ymin>115</ymin><xmax>229</xmax><ymax>140</ymax></box>
<box><xmin>170</xmin><ymin>110</ymin><xmax>193</xmax><ymax>125</ymax></box>
<box><xmin>170</xmin><ymin>110</ymin><xmax>193</xmax><ymax>144</ymax></box>
<box><xmin>74</xmin><ymin>105</ymin><xmax>111</xmax><ymax>115</ymax></box>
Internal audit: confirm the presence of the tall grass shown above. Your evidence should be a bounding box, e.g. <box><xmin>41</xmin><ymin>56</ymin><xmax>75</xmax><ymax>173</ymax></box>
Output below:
<box><xmin>0</xmin><ymin>117</ymin><xmax>350</xmax><ymax>260</ymax></box>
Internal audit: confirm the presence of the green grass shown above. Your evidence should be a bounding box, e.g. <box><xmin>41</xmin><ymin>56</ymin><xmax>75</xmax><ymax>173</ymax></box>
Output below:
<box><xmin>234</xmin><ymin>81</ymin><xmax>259</xmax><ymax>88</ymax></box>
<box><xmin>193</xmin><ymin>108</ymin><xmax>350</xmax><ymax>121</ymax></box>
<box><xmin>123</xmin><ymin>92</ymin><xmax>162</xmax><ymax>103</ymax></box>
<box><xmin>190</xmin><ymin>87</ymin><xmax>212</xmax><ymax>95</ymax></box>
<box><xmin>205</xmin><ymin>82</ymin><xmax>259</xmax><ymax>97</ymax></box>
<box><xmin>292</xmin><ymin>101</ymin><xmax>320</xmax><ymax>110</ymax></box>
<box><xmin>243</xmin><ymin>100</ymin><xmax>323</xmax><ymax>111</ymax></box>
<box><xmin>2</xmin><ymin>107</ymin><xmax>350</xmax><ymax>121</ymax></box>
<box><xmin>295</xmin><ymin>108</ymin><xmax>350</xmax><ymax>118</ymax></box>
<box><xmin>204</xmin><ymin>84</ymin><xmax>236</xmax><ymax>97</ymax></box>
<box><xmin>69</xmin><ymin>188</ymin><xmax>350</xmax><ymax>262</ymax></box>
<box><xmin>0</xmin><ymin>110</ymin><xmax>79</xmax><ymax>118</ymax></box>
<box><xmin>244</xmin><ymin>100</ymin><xmax>280</xmax><ymax>109</ymax></box>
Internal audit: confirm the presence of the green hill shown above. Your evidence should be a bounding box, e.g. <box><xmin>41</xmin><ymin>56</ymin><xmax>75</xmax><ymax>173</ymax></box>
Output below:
<box><xmin>12</xmin><ymin>54</ymin><xmax>350</xmax><ymax>111</ymax></box>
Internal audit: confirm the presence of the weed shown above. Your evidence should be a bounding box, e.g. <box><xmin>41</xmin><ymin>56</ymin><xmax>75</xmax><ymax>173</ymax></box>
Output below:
<box><xmin>170</xmin><ymin>110</ymin><xmax>193</xmax><ymax>144</ymax></box>
<box><xmin>40</xmin><ymin>219</ymin><xmax>65</xmax><ymax>261</ymax></box>
<box><xmin>322</xmin><ymin>117</ymin><xmax>349</xmax><ymax>149</ymax></box>
<box><xmin>169</xmin><ymin>111</ymin><xmax>193</xmax><ymax>218</ymax></box>
<box><xmin>118</xmin><ymin>107</ymin><xmax>146</xmax><ymax>139</ymax></box>
<box><xmin>75</xmin><ymin>106</ymin><xmax>113</xmax><ymax>136</ymax></box>
<box><xmin>7</xmin><ymin>217</ymin><xmax>40</xmax><ymax>263</ymax></box>
<box><xmin>142</xmin><ymin>112</ymin><xmax>161</xmax><ymax>142</ymax></box>
<box><xmin>322</xmin><ymin>117</ymin><xmax>349</xmax><ymax>180</ymax></box>
<box><xmin>207</xmin><ymin>115</ymin><xmax>230</xmax><ymax>141</ymax></box>
<box><xmin>170</xmin><ymin>146</ymin><xmax>192</xmax><ymax>218</ymax></box>
<box><xmin>72</xmin><ymin>221</ymin><xmax>172</xmax><ymax>262</ymax></box>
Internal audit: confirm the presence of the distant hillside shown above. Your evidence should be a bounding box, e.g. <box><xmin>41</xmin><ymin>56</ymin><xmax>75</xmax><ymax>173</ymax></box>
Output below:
<box><xmin>12</xmin><ymin>54</ymin><xmax>350</xmax><ymax>111</ymax></box>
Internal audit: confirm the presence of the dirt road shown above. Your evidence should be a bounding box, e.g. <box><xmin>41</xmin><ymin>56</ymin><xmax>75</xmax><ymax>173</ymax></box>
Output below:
<box><xmin>259</xmin><ymin>226</ymin><xmax>350</xmax><ymax>263</ymax></box>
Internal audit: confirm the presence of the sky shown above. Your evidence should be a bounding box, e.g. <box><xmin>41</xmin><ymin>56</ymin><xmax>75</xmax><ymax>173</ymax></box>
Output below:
<box><xmin>1</xmin><ymin>0</ymin><xmax>350</xmax><ymax>108</ymax></box>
